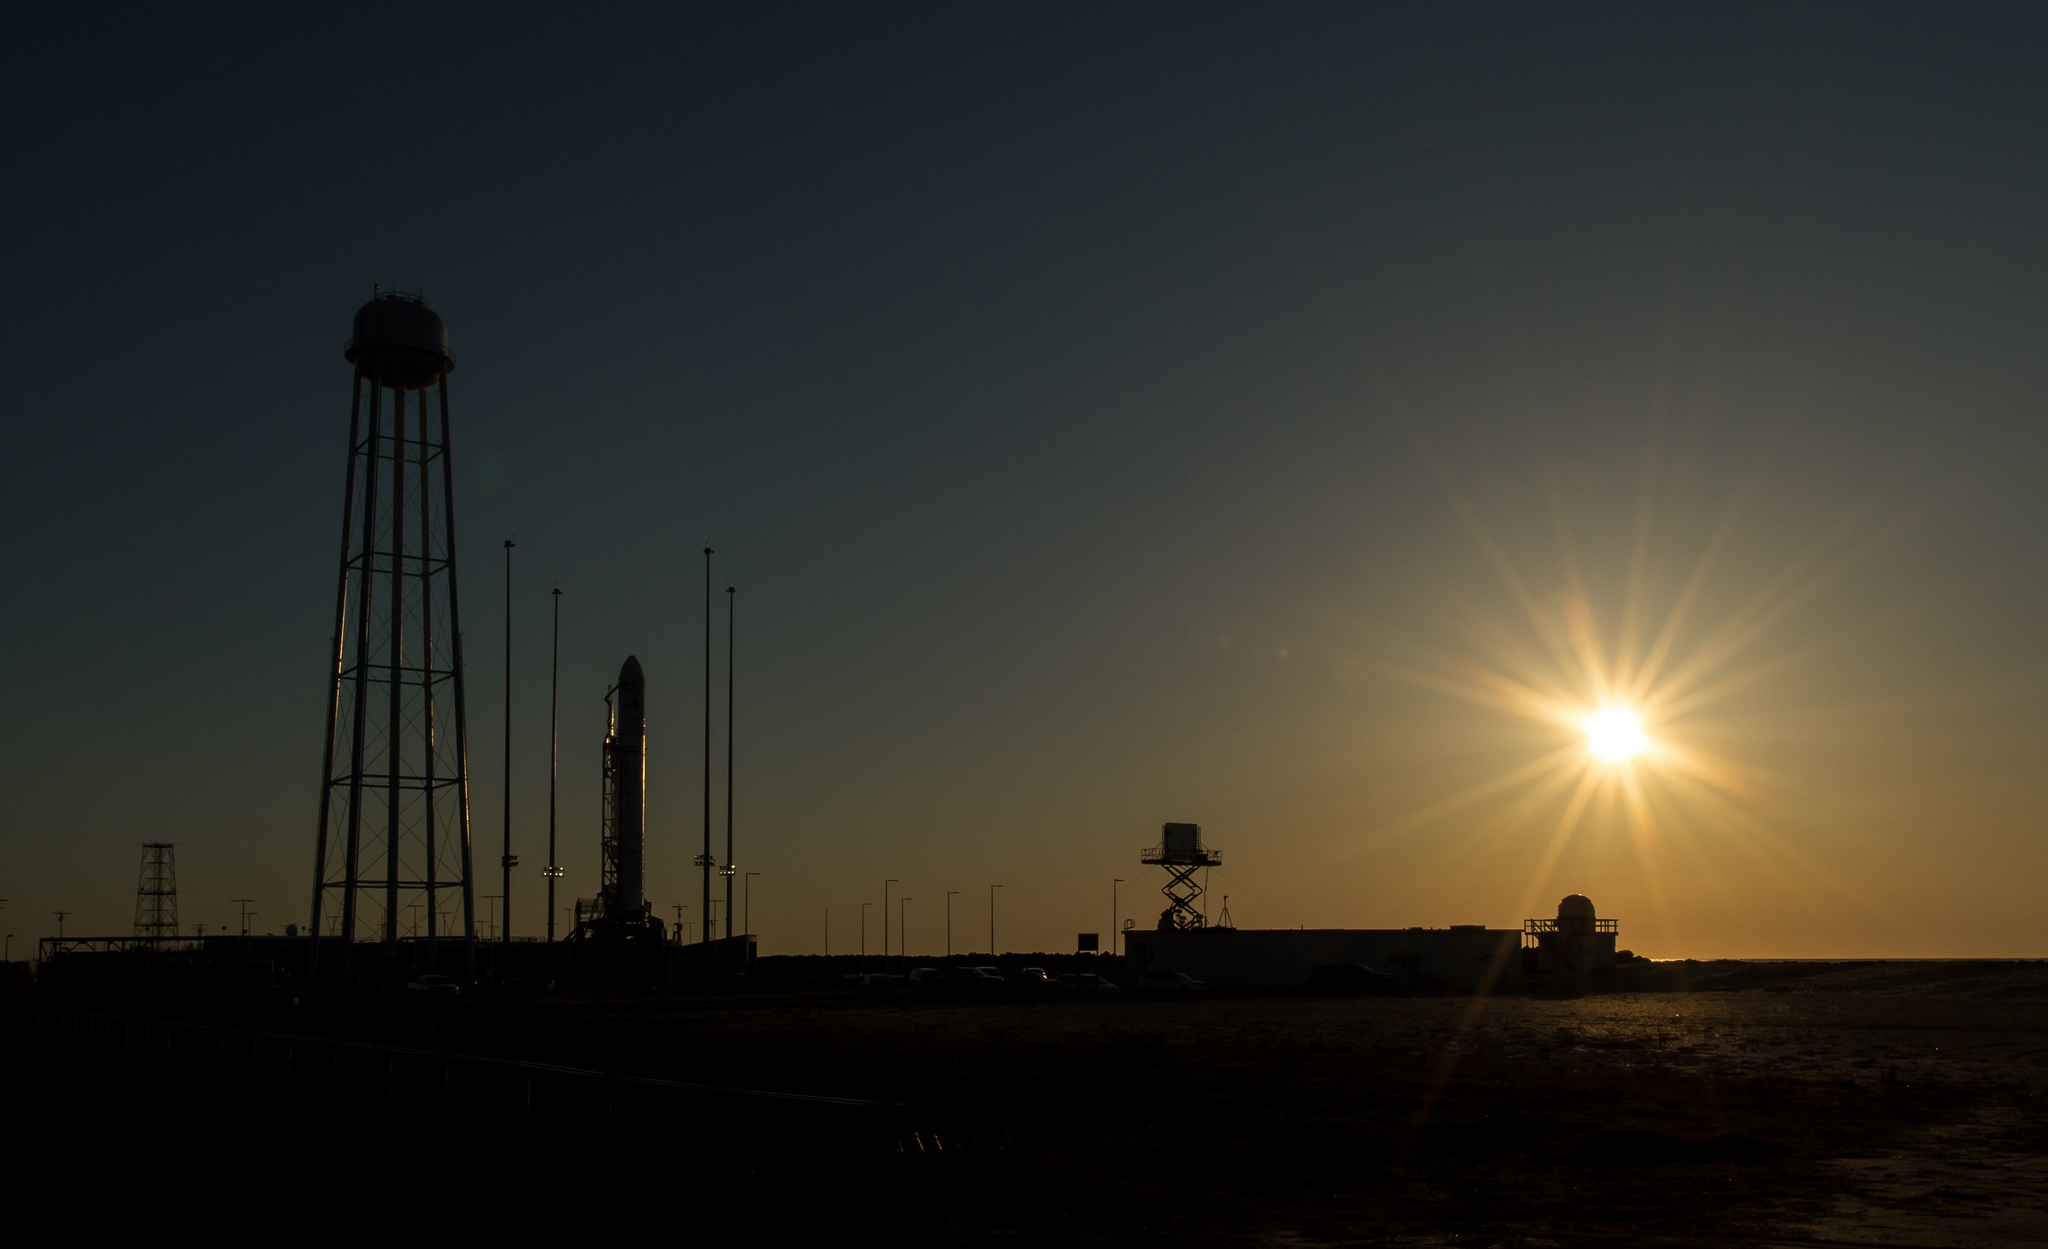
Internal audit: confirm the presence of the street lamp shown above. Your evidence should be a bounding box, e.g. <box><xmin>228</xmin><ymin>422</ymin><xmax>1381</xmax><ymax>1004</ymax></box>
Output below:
<box><xmin>945</xmin><ymin>891</ymin><xmax>959</xmax><ymax>956</ymax></box>
<box><xmin>988</xmin><ymin>884</ymin><xmax>1002</xmax><ymax>958</ymax></box>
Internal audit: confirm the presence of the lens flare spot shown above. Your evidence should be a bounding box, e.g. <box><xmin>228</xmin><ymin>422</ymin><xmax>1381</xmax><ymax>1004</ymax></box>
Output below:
<box><xmin>1583</xmin><ymin>706</ymin><xmax>1649</xmax><ymax>762</ymax></box>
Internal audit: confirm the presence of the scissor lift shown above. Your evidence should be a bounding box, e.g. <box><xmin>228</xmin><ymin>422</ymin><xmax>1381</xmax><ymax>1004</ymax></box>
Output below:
<box><xmin>1141</xmin><ymin>823</ymin><xmax>1221</xmax><ymax>930</ymax></box>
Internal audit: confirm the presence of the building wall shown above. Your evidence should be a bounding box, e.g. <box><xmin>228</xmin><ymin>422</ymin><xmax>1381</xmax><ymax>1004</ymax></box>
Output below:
<box><xmin>1532</xmin><ymin>931</ymin><xmax>1617</xmax><ymax>972</ymax></box>
<box><xmin>1123</xmin><ymin>926</ymin><xmax>1524</xmax><ymax>991</ymax></box>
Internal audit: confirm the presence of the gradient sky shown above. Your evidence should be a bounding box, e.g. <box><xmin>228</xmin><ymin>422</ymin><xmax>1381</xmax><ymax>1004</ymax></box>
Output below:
<box><xmin>4</xmin><ymin>4</ymin><xmax>2045</xmax><ymax>958</ymax></box>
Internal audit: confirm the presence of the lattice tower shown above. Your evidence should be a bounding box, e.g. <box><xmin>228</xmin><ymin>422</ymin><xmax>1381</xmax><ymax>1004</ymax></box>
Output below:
<box><xmin>133</xmin><ymin>842</ymin><xmax>179</xmax><ymax>938</ymax></box>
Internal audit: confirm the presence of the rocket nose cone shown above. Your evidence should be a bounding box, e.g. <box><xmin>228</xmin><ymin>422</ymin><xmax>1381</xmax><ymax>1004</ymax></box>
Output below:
<box><xmin>620</xmin><ymin>655</ymin><xmax>644</xmax><ymax>685</ymax></box>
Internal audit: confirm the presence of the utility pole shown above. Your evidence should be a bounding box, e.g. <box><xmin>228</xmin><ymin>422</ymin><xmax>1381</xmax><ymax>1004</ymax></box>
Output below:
<box><xmin>945</xmin><ymin>891</ymin><xmax>958</xmax><ymax>956</ymax></box>
<box><xmin>883</xmin><ymin>879</ymin><xmax>898</xmax><ymax>958</ymax></box>
<box><xmin>723</xmin><ymin>584</ymin><xmax>736</xmax><ymax>941</ymax></box>
<box><xmin>546</xmin><ymin>586</ymin><xmax>562</xmax><ymax>941</ymax></box>
<box><xmin>988</xmin><ymin>884</ymin><xmax>1001</xmax><ymax>958</ymax></box>
<box><xmin>501</xmin><ymin>539</ymin><xmax>515</xmax><ymax>943</ymax></box>
<box><xmin>232</xmin><ymin>899</ymin><xmax>255</xmax><ymax>937</ymax></box>
<box><xmin>744</xmin><ymin>872</ymin><xmax>759</xmax><ymax>939</ymax></box>
<box><xmin>1113</xmin><ymin>879</ymin><xmax>1124</xmax><ymax>958</ymax></box>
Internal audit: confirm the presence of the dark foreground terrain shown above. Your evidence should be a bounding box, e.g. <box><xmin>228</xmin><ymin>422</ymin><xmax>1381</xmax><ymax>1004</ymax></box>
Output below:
<box><xmin>10</xmin><ymin>959</ymin><xmax>2045</xmax><ymax>1246</ymax></box>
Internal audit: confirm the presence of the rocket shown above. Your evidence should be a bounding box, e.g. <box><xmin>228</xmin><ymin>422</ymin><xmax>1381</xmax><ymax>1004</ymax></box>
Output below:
<box><xmin>614</xmin><ymin>655</ymin><xmax>646</xmax><ymax>917</ymax></box>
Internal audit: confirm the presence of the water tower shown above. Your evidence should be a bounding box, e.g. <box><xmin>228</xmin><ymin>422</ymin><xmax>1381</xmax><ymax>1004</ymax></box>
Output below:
<box><xmin>307</xmin><ymin>291</ymin><xmax>477</xmax><ymax>978</ymax></box>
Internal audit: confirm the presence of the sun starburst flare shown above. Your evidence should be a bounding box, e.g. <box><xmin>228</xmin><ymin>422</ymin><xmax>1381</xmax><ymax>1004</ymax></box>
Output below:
<box><xmin>1582</xmin><ymin>706</ymin><xmax>1649</xmax><ymax>762</ymax></box>
<box><xmin>1361</xmin><ymin>428</ymin><xmax>1924</xmax><ymax>945</ymax></box>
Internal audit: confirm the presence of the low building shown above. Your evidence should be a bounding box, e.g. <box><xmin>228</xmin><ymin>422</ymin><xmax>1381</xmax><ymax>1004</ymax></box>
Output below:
<box><xmin>1123</xmin><ymin>923</ymin><xmax>1523</xmax><ymax>991</ymax></box>
<box><xmin>1121</xmin><ymin>895</ymin><xmax>1619</xmax><ymax>990</ymax></box>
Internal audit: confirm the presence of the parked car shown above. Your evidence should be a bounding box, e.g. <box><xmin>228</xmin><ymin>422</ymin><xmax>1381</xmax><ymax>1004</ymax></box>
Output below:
<box><xmin>1136</xmin><ymin>970</ymin><xmax>1209</xmax><ymax>994</ymax></box>
<box><xmin>1309</xmin><ymin>963</ymin><xmax>1395</xmax><ymax>991</ymax></box>
<box><xmin>1058</xmin><ymin>973</ymin><xmax>1122</xmax><ymax>998</ymax></box>
<box><xmin>1013</xmin><ymin>967</ymin><xmax>1058</xmax><ymax>995</ymax></box>
<box><xmin>408</xmin><ymin>974</ymin><xmax>460</xmax><ymax>1000</ymax></box>
<box><xmin>945</xmin><ymin>966</ymin><xmax>1005</xmax><ymax>993</ymax></box>
<box><xmin>907</xmin><ymin>967</ymin><xmax>950</xmax><ymax>993</ymax></box>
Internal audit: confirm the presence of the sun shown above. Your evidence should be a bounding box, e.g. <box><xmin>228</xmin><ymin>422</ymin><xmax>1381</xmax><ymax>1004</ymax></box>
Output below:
<box><xmin>1582</xmin><ymin>706</ymin><xmax>1649</xmax><ymax>762</ymax></box>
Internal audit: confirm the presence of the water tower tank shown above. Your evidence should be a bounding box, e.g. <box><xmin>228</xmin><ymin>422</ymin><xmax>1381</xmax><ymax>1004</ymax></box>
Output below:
<box><xmin>1557</xmin><ymin>894</ymin><xmax>1597</xmax><ymax>936</ymax></box>
<box><xmin>344</xmin><ymin>292</ymin><xmax>453</xmax><ymax>390</ymax></box>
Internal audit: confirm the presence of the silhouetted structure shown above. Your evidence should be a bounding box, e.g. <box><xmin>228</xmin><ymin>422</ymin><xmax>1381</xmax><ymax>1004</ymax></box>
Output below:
<box><xmin>572</xmin><ymin>657</ymin><xmax>665</xmax><ymax>972</ymax></box>
<box><xmin>1523</xmin><ymin>894</ymin><xmax>1619</xmax><ymax>973</ymax></box>
<box><xmin>1142</xmin><ymin>823</ymin><xmax>1219</xmax><ymax>930</ymax></box>
<box><xmin>133</xmin><ymin>843</ymin><xmax>179</xmax><ymax>939</ymax></box>
<box><xmin>309</xmin><ymin>291</ymin><xmax>477</xmax><ymax>979</ymax></box>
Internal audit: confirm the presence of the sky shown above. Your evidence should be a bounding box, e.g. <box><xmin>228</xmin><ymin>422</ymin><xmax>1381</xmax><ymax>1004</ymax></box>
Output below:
<box><xmin>3</xmin><ymin>3</ymin><xmax>2045</xmax><ymax>959</ymax></box>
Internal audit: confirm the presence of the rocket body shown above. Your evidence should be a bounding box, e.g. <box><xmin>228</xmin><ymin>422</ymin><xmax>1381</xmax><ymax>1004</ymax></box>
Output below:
<box><xmin>615</xmin><ymin>655</ymin><xmax>646</xmax><ymax>917</ymax></box>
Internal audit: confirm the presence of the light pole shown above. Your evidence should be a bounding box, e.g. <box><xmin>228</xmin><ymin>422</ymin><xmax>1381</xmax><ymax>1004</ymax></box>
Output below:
<box><xmin>988</xmin><ymin>884</ymin><xmax>1001</xmax><ymax>958</ymax></box>
<box><xmin>546</xmin><ymin>585</ymin><xmax>562</xmax><ymax>942</ymax></box>
<box><xmin>883</xmin><ymin>879</ymin><xmax>898</xmax><ymax>958</ymax></box>
<box><xmin>501</xmin><ymin>538</ymin><xmax>514</xmax><ymax>943</ymax></box>
<box><xmin>744</xmin><ymin>872</ymin><xmax>760</xmax><ymax>938</ymax></box>
<box><xmin>698</xmin><ymin>547</ymin><xmax>714</xmax><ymax>942</ymax></box>
<box><xmin>945</xmin><ymin>891</ymin><xmax>959</xmax><ymax>956</ymax></box>
<box><xmin>1112</xmin><ymin>879</ymin><xmax>1124</xmax><ymax>958</ymax></box>
<box><xmin>723</xmin><ymin>585</ymin><xmax>736</xmax><ymax>942</ymax></box>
